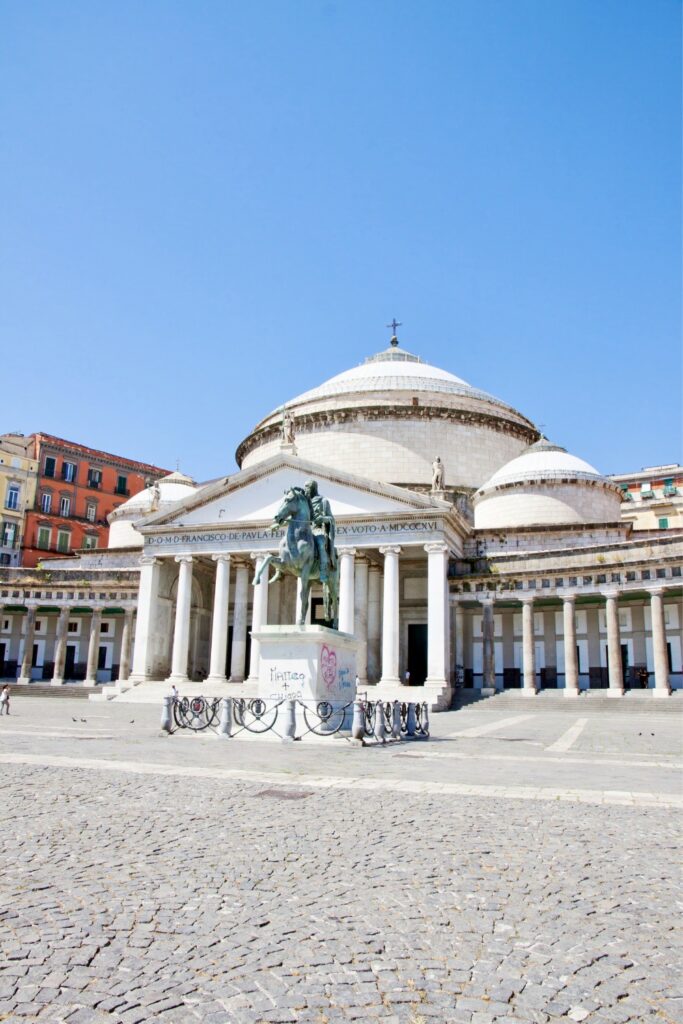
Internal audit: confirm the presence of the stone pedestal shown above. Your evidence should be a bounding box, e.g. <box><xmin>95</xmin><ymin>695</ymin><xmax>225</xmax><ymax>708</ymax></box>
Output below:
<box><xmin>253</xmin><ymin>625</ymin><xmax>358</xmax><ymax>705</ymax></box>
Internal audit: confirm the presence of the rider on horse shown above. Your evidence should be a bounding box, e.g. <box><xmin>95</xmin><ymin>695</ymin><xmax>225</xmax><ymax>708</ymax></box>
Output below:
<box><xmin>304</xmin><ymin>480</ymin><xmax>337</xmax><ymax>583</ymax></box>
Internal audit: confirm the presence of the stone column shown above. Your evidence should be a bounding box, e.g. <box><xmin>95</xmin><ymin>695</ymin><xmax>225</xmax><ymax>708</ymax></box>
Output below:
<box><xmin>366</xmin><ymin>562</ymin><xmax>382</xmax><ymax>684</ymax></box>
<box><xmin>562</xmin><ymin>594</ymin><xmax>579</xmax><ymax>697</ymax></box>
<box><xmin>118</xmin><ymin>609</ymin><xmax>134</xmax><ymax>683</ymax></box>
<box><xmin>247</xmin><ymin>552</ymin><xmax>269</xmax><ymax>683</ymax></box>
<box><xmin>354</xmin><ymin>555</ymin><xmax>369</xmax><ymax>685</ymax></box>
<box><xmin>229</xmin><ymin>561</ymin><xmax>249</xmax><ymax>682</ymax></box>
<box><xmin>207</xmin><ymin>554</ymin><xmax>231</xmax><ymax>684</ymax></box>
<box><xmin>649</xmin><ymin>588</ymin><xmax>671</xmax><ymax>697</ymax></box>
<box><xmin>169</xmin><ymin>556</ymin><xmax>193</xmax><ymax>683</ymax></box>
<box><xmin>85</xmin><ymin>607</ymin><xmax>103</xmax><ymax>685</ymax></box>
<box><xmin>130</xmin><ymin>557</ymin><xmax>162</xmax><ymax>683</ymax></box>
<box><xmin>521</xmin><ymin>596</ymin><xmax>537</xmax><ymax>696</ymax></box>
<box><xmin>604</xmin><ymin>590</ymin><xmax>624</xmax><ymax>697</ymax></box>
<box><xmin>18</xmin><ymin>604</ymin><xmax>38</xmax><ymax>684</ymax></box>
<box><xmin>454</xmin><ymin>600</ymin><xmax>465</xmax><ymax>683</ymax></box>
<box><xmin>424</xmin><ymin>543</ymin><xmax>450</xmax><ymax>688</ymax></box>
<box><xmin>51</xmin><ymin>607</ymin><xmax>70</xmax><ymax>685</ymax></box>
<box><xmin>338</xmin><ymin>548</ymin><xmax>356</xmax><ymax>634</ymax></box>
<box><xmin>480</xmin><ymin>597</ymin><xmax>496</xmax><ymax>695</ymax></box>
<box><xmin>379</xmin><ymin>546</ymin><xmax>401</xmax><ymax>686</ymax></box>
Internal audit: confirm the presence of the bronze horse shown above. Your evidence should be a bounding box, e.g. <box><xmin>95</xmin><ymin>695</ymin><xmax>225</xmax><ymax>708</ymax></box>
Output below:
<box><xmin>252</xmin><ymin>487</ymin><xmax>339</xmax><ymax>627</ymax></box>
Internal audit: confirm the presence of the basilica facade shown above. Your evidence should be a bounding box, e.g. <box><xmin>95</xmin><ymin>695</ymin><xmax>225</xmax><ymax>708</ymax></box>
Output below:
<box><xmin>0</xmin><ymin>337</ymin><xmax>681</xmax><ymax>707</ymax></box>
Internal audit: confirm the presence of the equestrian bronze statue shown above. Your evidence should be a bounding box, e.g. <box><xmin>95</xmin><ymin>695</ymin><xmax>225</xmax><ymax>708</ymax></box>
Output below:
<box><xmin>252</xmin><ymin>480</ymin><xmax>339</xmax><ymax>627</ymax></box>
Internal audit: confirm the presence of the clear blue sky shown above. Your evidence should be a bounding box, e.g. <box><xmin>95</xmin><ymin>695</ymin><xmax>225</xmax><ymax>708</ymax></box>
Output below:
<box><xmin>1</xmin><ymin>0</ymin><xmax>680</xmax><ymax>481</ymax></box>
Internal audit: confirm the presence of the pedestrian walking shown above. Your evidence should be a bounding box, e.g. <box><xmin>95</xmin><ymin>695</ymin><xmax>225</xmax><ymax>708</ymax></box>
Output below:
<box><xmin>170</xmin><ymin>684</ymin><xmax>179</xmax><ymax>701</ymax></box>
<box><xmin>0</xmin><ymin>685</ymin><xmax>10</xmax><ymax>716</ymax></box>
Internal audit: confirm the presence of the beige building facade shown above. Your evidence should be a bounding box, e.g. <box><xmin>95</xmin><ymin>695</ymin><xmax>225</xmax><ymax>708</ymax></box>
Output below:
<box><xmin>0</xmin><ymin>433</ymin><xmax>38</xmax><ymax>567</ymax></box>
<box><xmin>0</xmin><ymin>338</ymin><xmax>680</xmax><ymax>703</ymax></box>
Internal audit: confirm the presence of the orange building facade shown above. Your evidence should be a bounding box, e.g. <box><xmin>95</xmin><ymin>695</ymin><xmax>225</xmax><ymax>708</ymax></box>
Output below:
<box><xmin>22</xmin><ymin>434</ymin><xmax>169</xmax><ymax>567</ymax></box>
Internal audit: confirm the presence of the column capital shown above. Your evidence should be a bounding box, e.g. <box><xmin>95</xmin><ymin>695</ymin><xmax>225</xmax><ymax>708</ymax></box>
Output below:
<box><xmin>600</xmin><ymin>588</ymin><xmax>621</xmax><ymax>600</ymax></box>
<box><xmin>424</xmin><ymin>542</ymin><xmax>449</xmax><ymax>555</ymax></box>
<box><xmin>140</xmin><ymin>556</ymin><xmax>162</xmax><ymax>566</ymax></box>
<box><xmin>561</xmin><ymin>592</ymin><xmax>578</xmax><ymax>603</ymax></box>
<box><xmin>250</xmin><ymin>551</ymin><xmax>266</xmax><ymax>562</ymax></box>
<box><xmin>24</xmin><ymin>602</ymin><xmax>39</xmax><ymax>612</ymax></box>
<box><xmin>477</xmin><ymin>594</ymin><xmax>495</xmax><ymax>606</ymax></box>
<box><xmin>519</xmin><ymin>594</ymin><xmax>535</xmax><ymax>605</ymax></box>
<box><xmin>647</xmin><ymin>586</ymin><xmax>666</xmax><ymax>598</ymax></box>
<box><xmin>379</xmin><ymin>545</ymin><xmax>402</xmax><ymax>556</ymax></box>
<box><xmin>338</xmin><ymin>546</ymin><xmax>357</xmax><ymax>557</ymax></box>
<box><xmin>175</xmin><ymin>555</ymin><xmax>193</xmax><ymax>565</ymax></box>
<box><xmin>211</xmin><ymin>553</ymin><xmax>231</xmax><ymax>564</ymax></box>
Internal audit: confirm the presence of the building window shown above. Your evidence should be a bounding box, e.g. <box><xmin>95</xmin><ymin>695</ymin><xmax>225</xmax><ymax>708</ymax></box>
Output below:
<box><xmin>37</xmin><ymin>527</ymin><xmax>51</xmax><ymax>550</ymax></box>
<box><xmin>56</xmin><ymin>530</ymin><xmax>71</xmax><ymax>553</ymax></box>
<box><xmin>40</xmin><ymin>492</ymin><xmax>52</xmax><ymax>514</ymax></box>
<box><xmin>656</xmin><ymin>568</ymin><xmax>666</xmax><ymax>579</ymax></box>
<box><xmin>626</xmin><ymin>571</ymin><xmax>636</xmax><ymax>581</ymax></box>
<box><xmin>59</xmin><ymin>496</ymin><xmax>71</xmax><ymax>517</ymax></box>
<box><xmin>659</xmin><ymin>518</ymin><xmax>669</xmax><ymax>530</ymax></box>
<box><xmin>663</xmin><ymin>479</ymin><xmax>677</xmax><ymax>497</ymax></box>
<box><xmin>61</xmin><ymin>461</ymin><xmax>76</xmax><ymax>482</ymax></box>
<box><xmin>86</xmin><ymin>503</ymin><xmax>97</xmax><ymax>523</ymax></box>
<box><xmin>83</xmin><ymin>535</ymin><xmax>98</xmax><ymax>550</ymax></box>
<box><xmin>672</xmin><ymin>566</ymin><xmax>681</xmax><ymax>577</ymax></box>
<box><xmin>1</xmin><ymin>522</ymin><xmax>17</xmax><ymax>548</ymax></box>
<box><xmin>88</xmin><ymin>468</ymin><xmax>102</xmax><ymax>489</ymax></box>
<box><xmin>641</xmin><ymin>569</ymin><xmax>651</xmax><ymax>580</ymax></box>
<box><xmin>44</xmin><ymin>456</ymin><xmax>56</xmax><ymax>478</ymax></box>
<box><xmin>640</xmin><ymin>482</ymin><xmax>654</xmax><ymax>499</ymax></box>
<box><xmin>0</xmin><ymin>554</ymin><xmax>9</xmax><ymax>565</ymax></box>
<box><xmin>67</xmin><ymin>620</ymin><xmax>80</xmax><ymax>634</ymax></box>
<box><xmin>5</xmin><ymin>485</ymin><xmax>19</xmax><ymax>511</ymax></box>
<box><xmin>115</xmin><ymin>474</ymin><xmax>128</xmax><ymax>496</ymax></box>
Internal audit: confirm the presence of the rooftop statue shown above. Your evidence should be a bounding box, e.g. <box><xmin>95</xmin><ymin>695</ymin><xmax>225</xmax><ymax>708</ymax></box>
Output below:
<box><xmin>253</xmin><ymin>479</ymin><xmax>339</xmax><ymax>628</ymax></box>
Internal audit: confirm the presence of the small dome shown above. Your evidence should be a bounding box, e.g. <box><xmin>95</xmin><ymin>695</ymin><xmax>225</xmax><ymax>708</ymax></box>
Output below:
<box><xmin>481</xmin><ymin>438</ymin><xmax>603</xmax><ymax>490</ymax></box>
<box><xmin>473</xmin><ymin>438</ymin><xmax>622</xmax><ymax>529</ymax></box>
<box><xmin>108</xmin><ymin>471</ymin><xmax>197</xmax><ymax>549</ymax></box>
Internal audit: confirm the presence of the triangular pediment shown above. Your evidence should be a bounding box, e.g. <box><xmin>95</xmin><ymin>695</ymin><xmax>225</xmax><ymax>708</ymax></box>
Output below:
<box><xmin>137</xmin><ymin>454</ymin><xmax>448</xmax><ymax>531</ymax></box>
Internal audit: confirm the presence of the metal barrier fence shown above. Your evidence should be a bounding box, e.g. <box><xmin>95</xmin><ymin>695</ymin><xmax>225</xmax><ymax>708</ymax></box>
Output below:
<box><xmin>161</xmin><ymin>695</ymin><xmax>429</xmax><ymax>743</ymax></box>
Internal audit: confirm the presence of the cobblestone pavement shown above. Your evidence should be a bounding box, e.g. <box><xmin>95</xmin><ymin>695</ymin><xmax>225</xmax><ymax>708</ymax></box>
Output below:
<box><xmin>0</xmin><ymin>701</ymin><xmax>681</xmax><ymax>1024</ymax></box>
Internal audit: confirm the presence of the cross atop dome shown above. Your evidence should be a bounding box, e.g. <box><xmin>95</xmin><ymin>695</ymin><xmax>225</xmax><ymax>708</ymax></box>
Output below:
<box><xmin>386</xmin><ymin>318</ymin><xmax>402</xmax><ymax>346</ymax></box>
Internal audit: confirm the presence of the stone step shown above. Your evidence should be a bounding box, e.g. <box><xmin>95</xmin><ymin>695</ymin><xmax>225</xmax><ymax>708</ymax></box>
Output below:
<box><xmin>454</xmin><ymin>689</ymin><xmax>683</xmax><ymax>712</ymax></box>
<box><xmin>2</xmin><ymin>683</ymin><xmax>102</xmax><ymax>699</ymax></box>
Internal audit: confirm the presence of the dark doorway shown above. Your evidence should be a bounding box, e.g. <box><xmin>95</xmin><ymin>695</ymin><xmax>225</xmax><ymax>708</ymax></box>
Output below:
<box><xmin>0</xmin><ymin>641</ymin><xmax>6</xmax><ymax>677</ymax></box>
<box><xmin>407</xmin><ymin>624</ymin><xmax>428</xmax><ymax>686</ymax></box>
<box><xmin>65</xmin><ymin>644</ymin><xmax>77</xmax><ymax>679</ymax></box>
<box><xmin>97</xmin><ymin>646</ymin><xmax>107</xmax><ymax>670</ymax></box>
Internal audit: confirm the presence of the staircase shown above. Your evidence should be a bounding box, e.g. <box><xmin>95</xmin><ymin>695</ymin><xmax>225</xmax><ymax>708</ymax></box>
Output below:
<box><xmin>3</xmin><ymin>683</ymin><xmax>102</xmax><ymax>700</ymax></box>
<box><xmin>453</xmin><ymin>688</ymin><xmax>683</xmax><ymax>713</ymax></box>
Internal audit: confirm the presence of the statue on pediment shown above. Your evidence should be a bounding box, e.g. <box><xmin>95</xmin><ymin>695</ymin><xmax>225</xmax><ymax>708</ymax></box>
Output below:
<box><xmin>431</xmin><ymin>456</ymin><xmax>445</xmax><ymax>491</ymax></box>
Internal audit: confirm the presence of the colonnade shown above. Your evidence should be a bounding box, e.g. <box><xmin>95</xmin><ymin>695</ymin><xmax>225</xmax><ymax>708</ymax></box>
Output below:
<box><xmin>460</xmin><ymin>586</ymin><xmax>673</xmax><ymax>697</ymax></box>
<box><xmin>133</xmin><ymin>543</ymin><xmax>453</xmax><ymax>696</ymax></box>
<box><xmin>0</xmin><ymin>602</ymin><xmax>135</xmax><ymax>685</ymax></box>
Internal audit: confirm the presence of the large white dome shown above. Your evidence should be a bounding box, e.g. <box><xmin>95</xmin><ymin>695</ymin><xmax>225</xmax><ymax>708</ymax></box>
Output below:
<box><xmin>473</xmin><ymin>439</ymin><xmax>623</xmax><ymax>528</ymax></box>
<box><xmin>236</xmin><ymin>339</ymin><xmax>538</xmax><ymax>491</ymax></box>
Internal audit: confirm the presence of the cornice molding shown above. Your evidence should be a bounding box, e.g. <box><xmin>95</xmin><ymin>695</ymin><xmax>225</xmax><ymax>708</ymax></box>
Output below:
<box><xmin>236</xmin><ymin>404</ymin><xmax>538</xmax><ymax>465</ymax></box>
